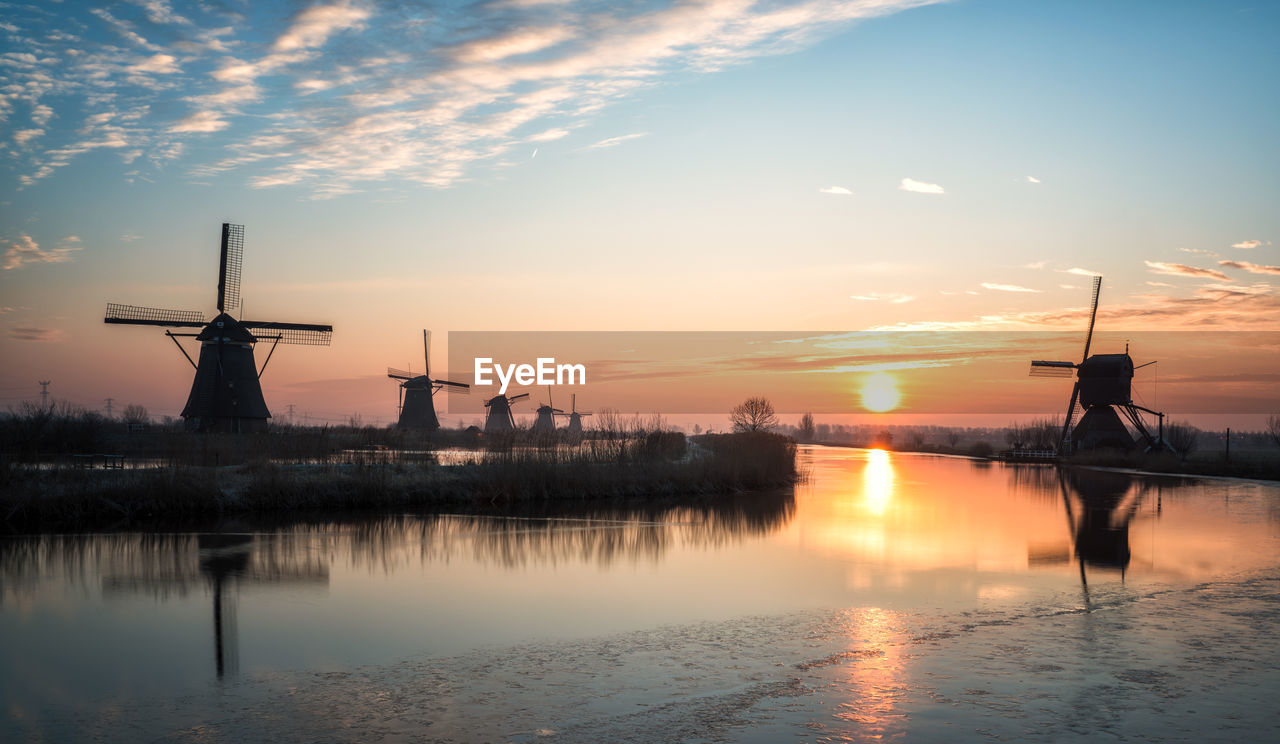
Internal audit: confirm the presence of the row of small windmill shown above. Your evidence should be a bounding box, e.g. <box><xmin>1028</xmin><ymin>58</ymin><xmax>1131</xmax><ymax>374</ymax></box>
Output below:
<box><xmin>384</xmin><ymin>332</ymin><xmax>593</xmax><ymax>434</ymax></box>
<box><xmin>103</xmin><ymin>222</ymin><xmax>594</xmax><ymax>435</ymax></box>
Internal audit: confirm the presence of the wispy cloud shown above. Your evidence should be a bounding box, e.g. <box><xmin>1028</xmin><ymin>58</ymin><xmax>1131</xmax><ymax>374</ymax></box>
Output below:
<box><xmin>1220</xmin><ymin>260</ymin><xmax>1280</xmax><ymax>276</ymax></box>
<box><xmin>981</xmin><ymin>282</ymin><xmax>1040</xmax><ymax>293</ymax></box>
<box><xmin>819</xmin><ymin>185</ymin><xmax>852</xmax><ymax>195</ymax></box>
<box><xmin>587</xmin><ymin>133</ymin><xmax>648</xmax><ymax>149</ymax></box>
<box><xmin>899</xmin><ymin>177</ymin><xmax>944</xmax><ymax>195</ymax></box>
<box><xmin>1145</xmin><ymin>281</ymin><xmax>1174</xmax><ymax>287</ymax></box>
<box><xmin>2</xmin><ymin>235</ymin><xmax>82</xmax><ymax>270</ymax></box>
<box><xmin>1022</xmin><ymin>260</ymin><xmax>1047</xmax><ymax>269</ymax></box>
<box><xmin>1063</xmin><ymin>267</ymin><xmax>1100</xmax><ymax>277</ymax></box>
<box><xmin>0</xmin><ymin>0</ymin><xmax>944</xmax><ymax>195</ymax></box>
<box><xmin>8</xmin><ymin>326</ymin><xmax>61</xmax><ymax>342</ymax></box>
<box><xmin>850</xmin><ymin>292</ymin><xmax>914</xmax><ymax>303</ymax></box>
<box><xmin>1231</xmin><ymin>240</ymin><xmax>1261</xmax><ymax>249</ymax></box>
<box><xmin>1025</xmin><ymin>175</ymin><xmax>1040</xmax><ymax>184</ymax></box>
<box><xmin>1144</xmin><ymin>260</ymin><xmax>1230</xmax><ymax>280</ymax></box>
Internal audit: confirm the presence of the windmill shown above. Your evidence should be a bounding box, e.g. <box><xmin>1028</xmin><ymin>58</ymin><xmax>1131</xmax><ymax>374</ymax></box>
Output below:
<box><xmin>387</xmin><ymin>330</ymin><xmax>470</xmax><ymax>430</ymax></box>
<box><xmin>532</xmin><ymin>386</ymin><xmax>564</xmax><ymax>434</ymax></box>
<box><xmin>483</xmin><ymin>392</ymin><xmax>529</xmax><ymax>434</ymax></box>
<box><xmin>1029</xmin><ymin>276</ymin><xmax>1165</xmax><ymax>454</ymax></box>
<box><xmin>104</xmin><ymin>223</ymin><xmax>333</xmax><ymax>433</ymax></box>
<box><xmin>565</xmin><ymin>393</ymin><xmax>592</xmax><ymax>437</ymax></box>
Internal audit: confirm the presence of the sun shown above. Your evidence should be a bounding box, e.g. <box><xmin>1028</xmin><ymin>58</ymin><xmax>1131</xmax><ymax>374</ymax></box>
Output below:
<box><xmin>860</xmin><ymin>372</ymin><xmax>901</xmax><ymax>413</ymax></box>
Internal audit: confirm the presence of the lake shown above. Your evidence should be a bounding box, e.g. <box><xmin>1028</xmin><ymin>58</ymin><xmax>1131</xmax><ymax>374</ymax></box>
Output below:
<box><xmin>3</xmin><ymin>446</ymin><xmax>1278</xmax><ymax>742</ymax></box>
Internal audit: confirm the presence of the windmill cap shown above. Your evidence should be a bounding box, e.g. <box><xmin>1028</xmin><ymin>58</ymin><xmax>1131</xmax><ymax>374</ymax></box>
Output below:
<box><xmin>196</xmin><ymin>313</ymin><xmax>257</xmax><ymax>343</ymax></box>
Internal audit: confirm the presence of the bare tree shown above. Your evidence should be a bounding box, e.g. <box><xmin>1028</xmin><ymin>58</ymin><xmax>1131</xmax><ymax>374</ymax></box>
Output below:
<box><xmin>945</xmin><ymin>429</ymin><xmax>961</xmax><ymax>448</ymax></box>
<box><xmin>1268</xmin><ymin>414</ymin><xmax>1280</xmax><ymax>449</ymax></box>
<box><xmin>122</xmin><ymin>404</ymin><xmax>150</xmax><ymax>426</ymax></box>
<box><xmin>729</xmin><ymin>397</ymin><xmax>777</xmax><ymax>433</ymax></box>
<box><xmin>797</xmin><ymin>413</ymin><xmax>816</xmax><ymax>442</ymax></box>
<box><xmin>1165</xmin><ymin>421</ymin><xmax>1199</xmax><ymax>462</ymax></box>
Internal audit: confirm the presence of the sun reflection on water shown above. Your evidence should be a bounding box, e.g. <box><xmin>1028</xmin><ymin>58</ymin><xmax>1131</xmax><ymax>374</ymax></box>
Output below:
<box><xmin>862</xmin><ymin>449</ymin><xmax>895</xmax><ymax>516</ymax></box>
<box><xmin>833</xmin><ymin>606</ymin><xmax>908</xmax><ymax>735</ymax></box>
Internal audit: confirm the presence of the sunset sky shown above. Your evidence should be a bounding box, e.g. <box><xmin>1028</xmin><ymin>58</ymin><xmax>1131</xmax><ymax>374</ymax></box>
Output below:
<box><xmin>2</xmin><ymin>0</ymin><xmax>1277</xmax><ymax>425</ymax></box>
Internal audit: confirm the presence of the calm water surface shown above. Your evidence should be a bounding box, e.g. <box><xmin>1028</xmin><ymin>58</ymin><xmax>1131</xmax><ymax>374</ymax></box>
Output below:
<box><xmin>3</xmin><ymin>446</ymin><xmax>1279</xmax><ymax>742</ymax></box>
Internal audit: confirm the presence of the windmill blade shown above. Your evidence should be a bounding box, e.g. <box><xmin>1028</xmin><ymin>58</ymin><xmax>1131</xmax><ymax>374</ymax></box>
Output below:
<box><xmin>433</xmin><ymin>379</ymin><xmax>469</xmax><ymax>389</ymax></box>
<box><xmin>1029</xmin><ymin>360</ymin><xmax>1076</xmax><ymax>378</ymax></box>
<box><xmin>1080</xmin><ymin>275</ymin><xmax>1102</xmax><ymax>362</ymax></box>
<box><xmin>105</xmin><ymin>303</ymin><xmax>206</xmax><ymax>328</ymax></box>
<box><xmin>240</xmin><ymin>320</ymin><xmax>332</xmax><ymax>346</ymax></box>
<box><xmin>1059</xmin><ymin>380</ymin><xmax>1082</xmax><ymax>453</ymax></box>
<box><xmin>387</xmin><ymin>367</ymin><xmax>415</xmax><ymax>381</ymax></box>
<box><xmin>508</xmin><ymin>393</ymin><xmax>530</xmax><ymax>403</ymax></box>
<box><xmin>423</xmin><ymin>329</ymin><xmax>431</xmax><ymax>380</ymax></box>
<box><xmin>217</xmin><ymin>223</ymin><xmax>244</xmax><ymax>312</ymax></box>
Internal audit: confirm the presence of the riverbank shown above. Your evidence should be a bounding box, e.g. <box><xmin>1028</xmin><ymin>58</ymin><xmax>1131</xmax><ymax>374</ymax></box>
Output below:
<box><xmin>0</xmin><ymin>432</ymin><xmax>797</xmax><ymax>532</ymax></box>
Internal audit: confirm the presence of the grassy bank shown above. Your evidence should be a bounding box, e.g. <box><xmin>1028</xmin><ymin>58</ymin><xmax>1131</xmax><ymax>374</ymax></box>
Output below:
<box><xmin>0</xmin><ymin>431</ymin><xmax>797</xmax><ymax>532</ymax></box>
<box><xmin>1064</xmin><ymin>448</ymin><xmax>1280</xmax><ymax>481</ymax></box>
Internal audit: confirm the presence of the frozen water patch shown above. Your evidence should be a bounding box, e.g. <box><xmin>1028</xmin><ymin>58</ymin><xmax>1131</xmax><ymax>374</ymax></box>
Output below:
<box><xmin>29</xmin><ymin>572</ymin><xmax>1280</xmax><ymax>743</ymax></box>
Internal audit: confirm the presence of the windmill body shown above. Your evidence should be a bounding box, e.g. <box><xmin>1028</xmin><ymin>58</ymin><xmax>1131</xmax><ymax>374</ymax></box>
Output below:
<box><xmin>1029</xmin><ymin>276</ymin><xmax>1164</xmax><ymax>454</ymax></box>
<box><xmin>104</xmin><ymin>223</ymin><xmax>333</xmax><ymax>433</ymax></box>
<box><xmin>483</xmin><ymin>393</ymin><xmax>528</xmax><ymax>433</ymax></box>
<box><xmin>565</xmin><ymin>394</ymin><xmax>592</xmax><ymax>437</ymax></box>
<box><xmin>388</xmin><ymin>330</ymin><xmax>469</xmax><ymax>430</ymax></box>
<box><xmin>181</xmin><ymin>314</ymin><xmax>271</xmax><ymax>430</ymax></box>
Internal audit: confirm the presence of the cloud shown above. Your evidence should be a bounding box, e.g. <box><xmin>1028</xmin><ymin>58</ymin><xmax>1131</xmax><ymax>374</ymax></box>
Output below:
<box><xmin>587</xmin><ymin>133</ymin><xmax>648</xmax><ymax>149</ymax></box>
<box><xmin>1145</xmin><ymin>281</ymin><xmax>1174</xmax><ymax>287</ymax></box>
<box><xmin>121</xmin><ymin>233</ymin><xmax>142</xmax><ymax>242</ymax></box>
<box><xmin>170</xmin><ymin>110</ymin><xmax>229</xmax><ymax>133</ymax></box>
<box><xmin>129</xmin><ymin>53</ymin><xmax>180</xmax><ymax>74</ymax></box>
<box><xmin>1059</xmin><ymin>284</ymin><xmax>1078</xmax><ymax>289</ymax></box>
<box><xmin>1219</xmin><ymin>260</ymin><xmax>1280</xmax><ymax>276</ymax></box>
<box><xmin>819</xmin><ymin>185</ymin><xmax>852</xmax><ymax>195</ymax></box>
<box><xmin>1025</xmin><ymin>175</ymin><xmax>1040</xmax><ymax>184</ymax></box>
<box><xmin>8</xmin><ymin>327</ymin><xmax>61</xmax><ymax>342</ymax></box>
<box><xmin>2</xmin><ymin>235</ymin><xmax>82</xmax><ymax>270</ymax></box>
<box><xmin>3</xmin><ymin>0</ymin><xmax>943</xmax><ymax>194</ymax></box>
<box><xmin>273</xmin><ymin>1</ymin><xmax>371</xmax><ymax>52</ymax></box>
<box><xmin>899</xmin><ymin>177</ymin><xmax>945</xmax><ymax>195</ymax></box>
<box><xmin>1231</xmin><ymin>240</ymin><xmax>1261</xmax><ymax>250</ymax></box>
<box><xmin>850</xmin><ymin>293</ymin><xmax>914</xmax><ymax>303</ymax></box>
<box><xmin>1063</xmin><ymin>267</ymin><xmax>1100</xmax><ymax>276</ymax></box>
<box><xmin>981</xmin><ymin>282</ymin><xmax>1041</xmax><ymax>293</ymax></box>
<box><xmin>1022</xmin><ymin>260</ymin><xmax>1047</xmax><ymax>269</ymax></box>
<box><xmin>527</xmin><ymin>127</ymin><xmax>570</xmax><ymax>142</ymax></box>
<box><xmin>1144</xmin><ymin>260</ymin><xmax>1230</xmax><ymax>281</ymax></box>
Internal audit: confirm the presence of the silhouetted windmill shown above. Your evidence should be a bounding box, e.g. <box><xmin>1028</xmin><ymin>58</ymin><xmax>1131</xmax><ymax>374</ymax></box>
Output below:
<box><xmin>532</xmin><ymin>386</ymin><xmax>564</xmax><ymax>434</ymax></box>
<box><xmin>104</xmin><ymin>223</ymin><xmax>332</xmax><ymax>432</ymax></box>
<box><xmin>484</xmin><ymin>392</ymin><xmax>529</xmax><ymax>434</ymax></box>
<box><xmin>1029</xmin><ymin>276</ymin><xmax>1165</xmax><ymax>453</ymax></box>
<box><xmin>387</xmin><ymin>330</ymin><xmax>469</xmax><ymax>430</ymax></box>
<box><xmin>565</xmin><ymin>393</ymin><xmax>592</xmax><ymax>437</ymax></box>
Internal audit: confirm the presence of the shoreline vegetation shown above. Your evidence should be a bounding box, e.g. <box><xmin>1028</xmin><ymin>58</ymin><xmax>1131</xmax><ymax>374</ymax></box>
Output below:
<box><xmin>0</xmin><ymin>409</ymin><xmax>799</xmax><ymax>531</ymax></box>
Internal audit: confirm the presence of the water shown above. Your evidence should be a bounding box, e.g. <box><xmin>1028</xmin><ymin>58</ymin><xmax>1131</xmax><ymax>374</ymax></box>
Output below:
<box><xmin>3</xmin><ymin>446</ymin><xmax>1278</xmax><ymax>742</ymax></box>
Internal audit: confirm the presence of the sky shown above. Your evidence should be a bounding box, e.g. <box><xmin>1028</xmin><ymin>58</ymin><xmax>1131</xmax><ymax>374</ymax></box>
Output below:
<box><xmin>1</xmin><ymin>0</ymin><xmax>1278</xmax><ymax>426</ymax></box>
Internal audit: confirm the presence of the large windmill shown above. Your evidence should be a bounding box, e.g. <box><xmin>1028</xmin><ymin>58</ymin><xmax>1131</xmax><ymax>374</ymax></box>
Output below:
<box><xmin>104</xmin><ymin>223</ymin><xmax>333</xmax><ymax>433</ymax></box>
<box><xmin>387</xmin><ymin>330</ymin><xmax>470</xmax><ymax>430</ymax></box>
<box><xmin>565</xmin><ymin>393</ymin><xmax>592</xmax><ymax>437</ymax></box>
<box><xmin>1029</xmin><ymin>276</ymin><xmax>1165</xmax><ymax>453</ymax></box>
<box><xmin>483</xmin><ymin>392</ymin><xmax>529</xmax><ymax>434</ymax></box>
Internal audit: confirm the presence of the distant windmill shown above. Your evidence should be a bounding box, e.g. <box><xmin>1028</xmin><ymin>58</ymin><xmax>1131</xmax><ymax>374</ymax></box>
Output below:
<box><xmin>104</xmin><ymin>223</ymin><xmax>333</xmax><ymax>433</ymax></box>
<box><xmin>1029</xmin><ymin>276</ymin><xmax>1165</xmax><ymax>453</ymax></box>
<box><xmin>484</xmin><ymin>392</ymin><xmax>529</xmax><ymax>434</ymax></box>
<box><xmin>532</xmin><ymin>386</ymin><xmax>564</xmax><ymax>434</ymax></box>
<box><xmin>387</xmin><ymin>330</ymin><xmax>470</xmax><ymax>430</ymax></box>
<box><xmin>565</xmin><ymin>393</ymin><xmax>592</xmax><ymax>437</ymax></box>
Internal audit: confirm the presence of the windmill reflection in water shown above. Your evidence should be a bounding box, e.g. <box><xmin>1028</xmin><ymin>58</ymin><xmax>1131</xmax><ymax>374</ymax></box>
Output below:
<box><xmin>100</xmin><ymin>532</ymin><xmax>329</xmax><ymax>679</ymax></box>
